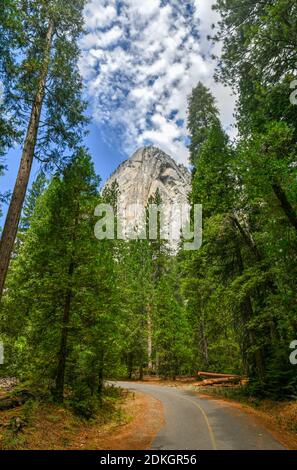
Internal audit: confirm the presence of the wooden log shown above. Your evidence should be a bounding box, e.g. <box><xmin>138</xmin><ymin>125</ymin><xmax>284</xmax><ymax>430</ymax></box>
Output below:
<box><xmin>0</xmin><ymin>389</ymin><xmax>34</xmax><ymax>411</ymax></box>
<box><xmin>199</xmin><ymin>377</ymin><xmax>241</xmax><ymax>386</ymax></box>
<box><xmin>197</xmin><ymin>371</ymin><xmax>240</xmax><ymax>379</ymax></box>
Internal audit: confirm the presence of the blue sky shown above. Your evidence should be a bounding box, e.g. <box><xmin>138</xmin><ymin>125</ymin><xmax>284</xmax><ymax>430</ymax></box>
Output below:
<box><xmin>1</xmin><ymin>0</ymin><xmax>236</xmax><ymax>225</ymax></box>
<box><xmin>0</xmin><ymin>115</ymin><xmax>123</xmax><ymax>225</ymax></box>
<box><xmin>79</xmin><ymin>0</ymin><xmax>236</xmax><ymax>164</ymax></box>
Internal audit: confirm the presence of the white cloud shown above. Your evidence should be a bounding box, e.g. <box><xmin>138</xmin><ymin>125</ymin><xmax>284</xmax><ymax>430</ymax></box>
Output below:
<box><xmin>79</xmin><ymin>0</ymin><xmax>235</xmax><ymax>166</ymax></box>
<box><xmin>80</xmin><ymin>26</ymin><xmax>122</xmax><ymax>49</ymax></box>
<box><xmin>84</xmin><ymin>1</ymin><xmax>117</xmax><ymax>30</ymax></box>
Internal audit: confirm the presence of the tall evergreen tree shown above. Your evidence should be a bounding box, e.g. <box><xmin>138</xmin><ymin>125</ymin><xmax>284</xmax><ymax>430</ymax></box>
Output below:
<box><xmin>211</xmin><ymin>0</ymin><xmax>297</xmax><ymax>395</ymax></box>
<box><xmin>213</xmin><ymin>0</ymin><xmax>297</xmax><ymax>235</ymax></box>
<box><xmin>117</xmin><ymin>190</ymin><xmax>192</xmax><ymax>379</ymax></box>
<box><xmin>184</xmin><ymin>83</ymin><xmax>271</xmax><ymax>384</ymax></box>
<box><xmin>17</xmin><ymin>172</ymin><xmax>47</xmax><ymax>235</ymax></box>
<box><xmin>0</xmin><ymin>0</ymin><xmax>88</xmax><ymax>299</ymax></box>
<box><xmin>214</xmin><ymin>0</ymin><xmax>297</xmax><ymax>88</ymax></box>
<box><xmin>187</xmin><ymin>82</ymin><xmax>219</xmax><ymax>167</ymax></box>
<box><xmin>0</xmin><ymin>1</ymin><xmax>23</xmax><ymax>217</ymax></box>
<box><xmin>2</xmin><ymin>151</ymin><xmax>123</xmax><ymax>411</ymax></box>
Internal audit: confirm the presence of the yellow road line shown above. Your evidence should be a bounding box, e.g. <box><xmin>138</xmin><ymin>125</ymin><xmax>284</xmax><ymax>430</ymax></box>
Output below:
<box><xmin>180</xmin><ymin>396</ymin><xmax>218</xmax><ymax>450</ymax></box>
<box><xmin>121</xmin><ymin>383</ymin><xmax>218</xmax><ymax>450</ymax></box>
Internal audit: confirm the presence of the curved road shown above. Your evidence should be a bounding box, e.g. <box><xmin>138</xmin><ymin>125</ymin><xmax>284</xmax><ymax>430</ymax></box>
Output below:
<box><xmin>116</xmin><ymin>382</ymin><xmax>285</xmax><ymax>450</ymax></box>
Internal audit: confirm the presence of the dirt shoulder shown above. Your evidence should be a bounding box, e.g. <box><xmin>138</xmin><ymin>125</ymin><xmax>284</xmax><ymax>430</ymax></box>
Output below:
<box><xmin>191</xmin><ymin>390</ymin><xmax>297</xmax><ymax>450</ymax></box>
<box><xmin>70</xmin><ymin>390</ymin><xmax>164</xmax><ymax>450</ymax></box>
<box><xmin>0</xmin><ymin>390</ymin><xmax>164</xmax><ymax>450</ymax></box>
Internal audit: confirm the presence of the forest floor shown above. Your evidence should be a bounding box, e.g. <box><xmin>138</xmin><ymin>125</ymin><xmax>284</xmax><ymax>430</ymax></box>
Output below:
<box><xmin>0</xmin><ymin>387</ymin><xmax>163</xmax><ymax>450</ymax></box>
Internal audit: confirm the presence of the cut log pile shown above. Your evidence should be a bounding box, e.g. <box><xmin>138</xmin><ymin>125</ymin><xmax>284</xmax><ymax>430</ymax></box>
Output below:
<box><xmin>196</xmin><ymin>371</ymin><xmax>246</xmax><ymax>387</ymax></box>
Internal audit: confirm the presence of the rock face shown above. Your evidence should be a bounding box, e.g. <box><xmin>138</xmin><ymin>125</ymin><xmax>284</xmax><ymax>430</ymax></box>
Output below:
<box><xmin>105</xmin><ymin>146</ymin><xmax>191</xmax><ymax>210</ymax></box>
<box><xmin>103</xmin><ymin>146</ymin><xmax>191</xmax><ymax>246</ymax></box>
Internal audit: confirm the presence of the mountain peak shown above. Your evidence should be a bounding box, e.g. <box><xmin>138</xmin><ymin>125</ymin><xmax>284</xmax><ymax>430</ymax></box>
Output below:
<box><xmin>105</xmin><ymin>146</ymin><xmax>191</xmax><ymax>209</ymax></box>
<box><xmin>104</xmin><ymin>147</ymin><xmax>191</xmax><ymax>247</ymax></box>
<box><xmin>130</xmin><ymin>146</ymin><xmax>170</xmax><ymax>162</ymax></box>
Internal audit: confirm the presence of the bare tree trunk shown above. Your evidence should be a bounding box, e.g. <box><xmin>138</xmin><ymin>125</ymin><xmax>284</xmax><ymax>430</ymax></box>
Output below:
<box><xmin>147</xmin><ymin>304</ymin><xmax>153</xmax><ymax>372</ymax></box>
<box><xmin>200</xmin><ymin>320</ymin><xmax>209</xmax><ymax>367</ymax></box>
<box><xmin>236</xmin><ymin>244</ymin><xmax>265</xmax><ymax>382</ymax></box>
<box><xmin>54</xmin><ymin>261</ymin><xmax>74</xmax><ymax>403</ymax></box>
<box><xmin>97</xmin><ymin>350</ymin><xmax>104</xmax><ymax>396</ymax></box>
<box><xmin>0</xmin><ymin>21</ymin><xmax>54</xmax><ymax>300</ymax></box>
<box><xmin>272</xmin><ymin>183</ymin><xmax>297</xmax><ymax>233</ymax></box>
<box><xmin>127</xmin><ymin>352</ymin><xmax>133</xmax><ymax>379</ymax></box>
<box><xmin>139</xmin><ymin>364</ymin><xmax>144</xmax><ymax>381</ymax></box>
<box><xmin>232</xmin><ymin>215</ymin><xmax>278</xmax><ymax>342</ymax></box>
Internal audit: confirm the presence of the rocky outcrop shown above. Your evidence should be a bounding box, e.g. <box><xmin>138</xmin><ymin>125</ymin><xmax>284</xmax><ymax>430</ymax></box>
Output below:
<box><xmin>104</xmin><ymin>146</ymin><xmax>191</xmax><ymax>245</ymax></box>
<box><xmin>105</xmin><ymin>146</ymin><xmax>191</xmax><ymax>209</ymax></box>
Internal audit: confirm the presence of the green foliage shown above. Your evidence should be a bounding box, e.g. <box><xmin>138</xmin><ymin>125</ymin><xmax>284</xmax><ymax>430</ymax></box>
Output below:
<box><xmin>1</xmin><ymin>0</ymin><xmax>297</xmax><ymax>413</ymax></box>
<box><xmin>182</xmin><ymin>1</ymin><xmax>297</xmax><ymax>398</ymax></box>
<box><xmin>214</xmin><ymin>0</ymin><xmax>297</xmax><ymax>87</ymax></box>
<box><xmin>118</xmin><ymin>210</ymin><xmax>192</xmax><ymax>379</ymax></box>
<box><xmin>69</xmin><ymin>381</ymin><xmax>99</xmax><ymax>419</ymax></box>
<box><xmin>1</xmin><ymin>151</ymin><xmax>124</xmax><ymax>411</ymax></box>
<box><xmin>20</xmin><ymin>172</ymin><xmax>47</xmax><ymax>232</ymax></box>
<box><xmin>1</xmin><ymin>0</ymin><xmax>87</xmax><ymax>171</ymax></box>
<box><xmin>187</xmin><ymin>82</ymin><xmax>220</xmax><ymax>166</ymax></box>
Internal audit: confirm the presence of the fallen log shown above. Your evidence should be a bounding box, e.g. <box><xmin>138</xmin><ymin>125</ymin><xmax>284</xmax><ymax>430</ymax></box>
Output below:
<box><xmin>0</xmin><ymin>389</ymin><xmax>34</xmax><ymax>411</ymax></box>
<box><xmin>197</xmin><ymin>371</ymin><xmax>240</xmax><ymax>379</ymax></box>
<box><xmin>199</xmin><ymin>377</ymin><xmax>241</xmax><ymax>386</ymax></box>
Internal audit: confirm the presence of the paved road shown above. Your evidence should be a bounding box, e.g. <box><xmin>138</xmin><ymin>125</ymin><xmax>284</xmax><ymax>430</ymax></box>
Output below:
<box><xmin>116</xmin><ymin>382</ymin><xmax>285</xmax><ymax>450</ymax></box>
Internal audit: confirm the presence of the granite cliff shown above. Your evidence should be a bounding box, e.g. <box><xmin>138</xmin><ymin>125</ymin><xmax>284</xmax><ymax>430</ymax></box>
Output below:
<box><xmin>104</xmin><ymin>146</ymin><xmax>191</xmax><ymax>210</ymax></box>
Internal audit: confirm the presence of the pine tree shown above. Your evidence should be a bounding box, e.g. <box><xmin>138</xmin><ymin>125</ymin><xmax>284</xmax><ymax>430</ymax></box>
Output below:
<box><xmin>214</xmin><ymin>0</ymin><xmax>297</xmax><ymax>87</ymax></box>
<box><xmin>187</xmin><ymin>82</ymin><xmax>219</xmax><ymax>167</ymax></box>
<box><xmin>2</xmin><ymin>151</ymin><xmax>124</xmax><ymax>411</ymax></box>
<box><xmin>213</xmin><ymin>0</ymin><xmax>297</xmax><ymax>235</ymax></box>
<box><xmin>211</xmin><ymin>0</ymin><xmax>297</xmax><ymax>396</ymax></box>
<box><xmin>184</xmin><ymin>83</ymin><xmax>269</xmax><ymax>382</ymax></box>
<box><xmin>117</xmin><ymin>189</ymin><xmax>192</xmax><ymax>379</ymax></box>
<box><xmin>0</xmin><ymin>0</ymin><xmax>88</xmax><ymax>299</ymax></box>
<box><xmin>0</xmin><ymin>0</ymin><xmax>23</xmax><ymax>218</ymax></box>
<box><xmin>20</xmin><ymin>172</ymin><xmax>47</xmax><ymax>232</ymax></box>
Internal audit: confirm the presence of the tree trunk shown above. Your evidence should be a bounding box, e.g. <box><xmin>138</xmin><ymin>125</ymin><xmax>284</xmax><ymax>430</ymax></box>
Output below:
<box><xmin>200</xmin><ymin>320</ymin><xmax>209</xmax><ymax>367</ymax></box>
<box><xmin>0</xmin><ymin>390</ymin><xmax>34</xmax><ymax>411</ymax></box>
<box><xmin>139</xmin><ymin>364</ymin><xmax>144</xmax><ymax>381</ymax></box>
<box><xmin>97</xmin><ymin>349</ymin><xmax>104</xmax><ymax>396</ymax></box>
<box><xmin>272</xmin><ymin>183</ymin><xmax>297</xmax><ymax>233</ymax></box>
<box><xmin>242</xmin><ymin>296</ymin><xmax>265</xmax><ymax>381</ymax></box>
<box><xmin>0</xmin><ymin>21</ymin><xmax>54</xmax><ymax>300</ymax></box>
<box><xmin>54</xmin><ymin>261</ymin><xmax>74</xmax><ymax>403</ymax></box>
<box><xmin>98</xmin><ymin>366</ymin><xmax>104</xmax><ymax>396</ymax></box>
<box><xmin>231</xmin><ymin>215</ymin><xmax>261</xmax><ymax>261</ymax></box>
<box><xmin>147</xmin><ymin>305</ymin><xmax>153</xmax><ymax>372</ymax></box>
<box><xmin>198</xmin><ymin>371</ymin><xmax>240</xmax><ymax>379</ymax></box>
<box><xmin>127</xmin><ymin>352</ymin><xmax>133</xmax><ymax>379</ymax></box>
<box><xmin>232</xmin><ymin>215</ymin><xmax>279</xmax><ymax>342</ymax></box>
<box><xmin>236</xmin><ymin>244</ymin><xmax>265</xmax><ymax>382</ymax></box>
